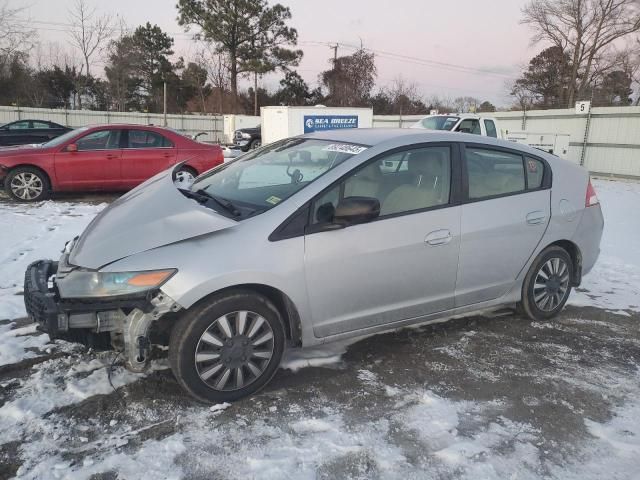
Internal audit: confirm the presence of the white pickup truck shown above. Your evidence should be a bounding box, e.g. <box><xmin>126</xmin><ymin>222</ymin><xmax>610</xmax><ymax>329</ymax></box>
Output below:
<box><xmin>411</xmin><ymin>114</ymin><xmax>570</xmax><ymax>158</ymax></box>
<box><xmin>411</xmin><ymin>113</ymin><xmax>503</xmax><ymax>139</ymax></box>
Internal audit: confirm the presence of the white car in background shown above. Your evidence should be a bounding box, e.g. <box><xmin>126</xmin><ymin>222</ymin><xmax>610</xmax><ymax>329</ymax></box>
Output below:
<box><xmin>411</xmin><ymin>114</ymin><xmax>503</xmax><ymax>139</ymax></box>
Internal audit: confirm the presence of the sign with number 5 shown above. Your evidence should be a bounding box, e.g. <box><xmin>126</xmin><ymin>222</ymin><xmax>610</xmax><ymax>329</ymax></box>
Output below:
<box><xmin>575</xmin><ymin>101</ymin><xmax>591</xmax><ymax>114</ymax></box>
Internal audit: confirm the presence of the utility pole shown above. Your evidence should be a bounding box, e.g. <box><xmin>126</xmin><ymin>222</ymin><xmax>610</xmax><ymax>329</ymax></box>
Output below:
<box><xmin>330</xmin><ymin>43</ymin><xmax>339</xmax><ymax>63</ymax></box>
<box><xmin>254</xmin><ymin>72</ymin><xmax>258</xmax><ymax>117</ymax></box>
<box><xmin>580</xmin><ymin>83</ymin><xmax>596</xmax><ymax>167</ymax></box>
<box><xmin>163</xmin><ymin>80</ymin><xmax>168</xmax><ymax>127</ymax></box>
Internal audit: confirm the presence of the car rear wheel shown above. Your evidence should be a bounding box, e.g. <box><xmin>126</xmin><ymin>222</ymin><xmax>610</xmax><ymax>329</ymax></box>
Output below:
<box><xmin>4</xmin><ymin>167</ymin><xmax>50</xmax><ymax>202</ymax></box>
<box><xmin>519</xmin><ymin>246</ymin><xmax>573</xmax><ymax>321</ymax></box>
<box><xmin>169</xmin><ymin>289</ymin><xmax>285</xmax><ymax>403</ymax></box>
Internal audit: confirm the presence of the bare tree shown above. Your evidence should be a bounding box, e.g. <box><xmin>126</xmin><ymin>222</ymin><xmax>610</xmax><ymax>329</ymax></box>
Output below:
<box><xmin>0</xmin><ymin>0</ymin><xmax>35</xmax><ymax>69</ymax></box>
<box><xmin>453</xmin><ymin>96</ymin><xmax>480</xmax><ymax>113</ymax></box>
<box><xmin>204</xmin><ymin>44</ymin><xmax>230</xmax><ymax>114</ymax></box>
<box><xmin>389</xmin><ymin>76</ymin><xmax>420</xmax><ymax>117</ymax></box>
<box><xmin>509</xmin><ymin>79</ymin><xmax>535</xmax><ymax>110</ymax></box>
<box><xmin>67</xmin><ymin>0</ymin><xmax>113</xmax><ymax>77</ymax></box>
<box><xmin>522</xmin><ymin>0</ymin><xmax>640</xmax><ymax>107</ymax></box>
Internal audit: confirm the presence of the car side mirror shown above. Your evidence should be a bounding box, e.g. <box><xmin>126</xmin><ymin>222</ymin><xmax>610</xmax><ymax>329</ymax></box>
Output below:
<box><xmin>66</xmin><ymin>143</ymin><xmax>78</xmax><ymax>152</ymax></box>
<box><xmin>334</xmin><ymin>196</ymin><xmax>380</xmax><ymax>226</ymax></box>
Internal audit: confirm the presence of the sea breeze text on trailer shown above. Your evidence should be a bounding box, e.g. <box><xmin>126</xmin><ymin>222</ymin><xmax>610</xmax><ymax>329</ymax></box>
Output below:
<box><xmin>304</xmin><ymin>115</ymin><xmax>359</xmax><ymax>133</ymax></box>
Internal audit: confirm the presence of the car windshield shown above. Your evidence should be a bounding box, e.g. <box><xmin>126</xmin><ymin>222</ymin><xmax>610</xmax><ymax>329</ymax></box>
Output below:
<box><xmin>190</xmin><ymin>138</ymin><xmax>368</xmax><ymax>217</ymax></box>
<box><xmin>419</xmin><ymin>116</ymin><xmax>460</xmax><ymax>131</ymax></box>
<box><xmin>42</xmin><ymin>127</ymin><xmax>88</xmax><ymax>148</ymax></box>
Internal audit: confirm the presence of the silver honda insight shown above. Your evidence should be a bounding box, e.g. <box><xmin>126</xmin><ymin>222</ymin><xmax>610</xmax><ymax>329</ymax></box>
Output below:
<box><xmin>24</xmin><ymin>129</ymin><xmax>604</xmax><ymax>403</ymax></box>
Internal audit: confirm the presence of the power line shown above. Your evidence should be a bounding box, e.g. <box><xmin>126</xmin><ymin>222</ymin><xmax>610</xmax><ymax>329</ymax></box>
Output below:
<box><xmin>19</xmin><ymin>18</ymin><xmax>518</xmax><ymax>81</ymax></box>
<box><xmin>299</xmin><ymin>40</ymin><xmax>518</xmax><ymax>80</ymax></box>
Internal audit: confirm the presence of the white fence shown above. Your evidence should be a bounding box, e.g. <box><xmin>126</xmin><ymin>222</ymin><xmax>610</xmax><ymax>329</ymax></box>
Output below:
<box><xmin>490</xmin><ymin>106</ymin><xmax>640</xmax><ymax>178</ymax></box>
<box><xmin>0</xmin><ymin>106</ymin><xmax>224</xmax><ymax>143</ymax></box>
<box><xmin>377</xmin><ymin>108</ymin><xmax>640</xmax><ymax>178</ymax></box>
<box><xmin>372</xmin><ymin>115</ymin><xmax>424</xmax><ymax>129</ymax></box>
<box><xmin>2</xmin><ymin>106</ymin><xmax>638</xmax><ymax>177</ymax></box>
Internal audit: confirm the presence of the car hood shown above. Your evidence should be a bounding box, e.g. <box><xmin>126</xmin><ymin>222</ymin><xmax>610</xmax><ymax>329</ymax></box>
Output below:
<box><xmin>69</xmin><ymin>167</ymin><xmax>238</xmax><ymax>270</ymax></box>
<box><xmin>0</xmin><ymin>144</ymin><xmax>46</xmax><ymax>154</ymax></box>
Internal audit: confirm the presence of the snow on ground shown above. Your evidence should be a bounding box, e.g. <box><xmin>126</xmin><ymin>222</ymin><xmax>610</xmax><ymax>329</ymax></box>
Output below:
<box><xmin>0</xmin><ymin>178</ymin><xmax>639</xmax><ymax>479</ymax></box>
<box><xmin>0</xmin><ymin>201</ymin><xmax>106</xmax><ymax>321</ymax></box>
<box><xmin>569</xmin><ymin>178</ymin><xmax>640</xmax><ymax>314</ymax></box>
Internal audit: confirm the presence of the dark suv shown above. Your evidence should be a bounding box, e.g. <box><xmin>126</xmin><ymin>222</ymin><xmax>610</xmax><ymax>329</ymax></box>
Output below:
<box><xmin>233</xmin><ymin>125</ymin><xmax>261</xmax><ymax>152</ymax></box>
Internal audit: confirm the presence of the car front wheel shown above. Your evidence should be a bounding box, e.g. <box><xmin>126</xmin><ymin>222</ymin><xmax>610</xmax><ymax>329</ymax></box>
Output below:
<box><xmin>169</xmin><ymin>290</ymin><xmax>285</xmax><ymax>403</ymax></box>
<box><xmin>5</xmin><ymin>167</ymin><xmax>50</xmax><ymax>202</ymax></box>
<box><xmin>520</xmin><ymin>246</ymin><xmax>573</xmax><ymax>321</ymax></box>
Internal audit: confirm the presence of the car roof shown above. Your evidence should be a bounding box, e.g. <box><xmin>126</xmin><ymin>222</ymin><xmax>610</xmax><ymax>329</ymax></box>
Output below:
<box><xmin>6</xmin><ymin>119</ymin><xmax>60</xmax><ymax>123</ymax></box>
<box><xmin>304</xmin><ymin>128</ymin><xmax>444</xmax><ymax>146</ymax></box>
<box><xmin>303</xmin><ymin>128</ymin><xmax>563</xmax><ymax>164</ymax></box>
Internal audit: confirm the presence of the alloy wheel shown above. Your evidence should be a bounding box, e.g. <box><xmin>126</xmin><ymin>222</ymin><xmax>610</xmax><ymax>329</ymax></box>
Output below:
<box><xmin>533</xmin><ymin>257</ymin><xmax>570</xmax><ymax>312</ymax></box>
<box><xmin>195</xmin><ymin>310</ymin><xmax>275</xmax><ymax>391</ymax></box>
<box><xmin>10</xmin><ymin>172</ymin><xmax>44</xmax><ymax>200</ymax></box>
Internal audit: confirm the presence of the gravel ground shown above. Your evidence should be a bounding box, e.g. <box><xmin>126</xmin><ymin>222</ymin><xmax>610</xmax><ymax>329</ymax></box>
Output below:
<box><xmin>1</xmin><ymin>305</ymin><xmax>639</xmax><ymax>479</ymax></box>
<box><xmin>0</xmin><ymin>179</ymin><xmax>639</xmax><ymax>479</ymax></box>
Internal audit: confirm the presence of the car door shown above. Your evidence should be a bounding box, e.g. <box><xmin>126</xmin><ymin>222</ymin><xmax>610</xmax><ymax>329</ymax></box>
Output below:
<box><xmin>304</xmin><ymin>144</ymin><xmax>462</xmax><ymax>338</ymax></box>
<box><xmin>2</xmin><ymin>120</ymin><xmax>32</xmax><ymax>146</ymax></box>
<box><xmin>30</xmin><ymin>121</ymin><xmax>59</xmax><ymax>143</ymax></box>
<box><xmin>120</xmin><ymin>129</ymin><xmax>177</xmax><ymax>188</ymax></box>
<box><xmin>455</xmin><ymin>118</ymin><xmax>482</xmax><ymax>135</ymax></box>
<box><xmin>54</xmin><ymin>129</ymin><xmax>123</xmax><ymax>189</ymax></box>
<box><xmin>455</xmin><ymin>145</ymin><xmax>551</xmax><ymax>307</ymax></box>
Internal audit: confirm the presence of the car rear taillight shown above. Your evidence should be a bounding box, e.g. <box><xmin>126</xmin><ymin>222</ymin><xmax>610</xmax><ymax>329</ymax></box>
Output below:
<box><xmin>585</xmin><ymin>178</ymin><xmax>599</xmax><ymax>207</ymax></box>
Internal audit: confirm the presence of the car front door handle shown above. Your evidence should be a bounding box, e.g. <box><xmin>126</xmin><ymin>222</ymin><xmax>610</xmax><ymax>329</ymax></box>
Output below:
<box><xmin>425</xmin><ymin>229</ymin><xmax>452</xmax><ymax>246</ymax></box>
<box><xmin>526</xmin><ymin>211</ymin><xmax>547</xmax><ymax>225</ymax></box>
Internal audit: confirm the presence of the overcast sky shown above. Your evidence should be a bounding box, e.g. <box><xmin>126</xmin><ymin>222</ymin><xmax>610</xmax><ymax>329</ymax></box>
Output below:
<box><xmin>23</xmin><ymin>0</ymin><xmax>541</xmax><ymax>107</ymax></box>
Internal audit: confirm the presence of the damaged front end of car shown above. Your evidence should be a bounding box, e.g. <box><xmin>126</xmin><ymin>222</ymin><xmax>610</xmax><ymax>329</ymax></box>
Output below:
<box><xmin>23</xmin><ymin>242</ymin><xmax>182</xmax><ymax>372</ymax></box>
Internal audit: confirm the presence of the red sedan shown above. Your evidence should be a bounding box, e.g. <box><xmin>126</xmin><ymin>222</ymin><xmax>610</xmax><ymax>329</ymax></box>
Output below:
<box><xmin>0</xmin><ymin>124</ymin><xmax>224</xmax><ymax>202</ymax></box>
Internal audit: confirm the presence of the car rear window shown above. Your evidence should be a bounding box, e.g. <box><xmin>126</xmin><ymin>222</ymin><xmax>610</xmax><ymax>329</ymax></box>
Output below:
<box><xmin>526</xmin><ymin>157</ymin><xmax>544</xmax><ymax>189</ymax></box>
<box><xmin>465</xmin><ymin>148</ymin><xmax>525</xmax><ymax>199</ymax></box>
<box><xmin>127</xmin><ymin>130</ymin><xmax>173</xmax><ymax>148</ymax></box>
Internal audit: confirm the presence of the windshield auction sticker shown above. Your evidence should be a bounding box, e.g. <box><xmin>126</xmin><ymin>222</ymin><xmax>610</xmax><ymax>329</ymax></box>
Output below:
<box><xmin>322</xmin><ymin>143</ymin><xmax>368</xmax><ymax>155</ymax></box>
<box><xmin>265</xmin><ymin>195</ymin><xmax>282</xmax><ymax>205</ymax></box>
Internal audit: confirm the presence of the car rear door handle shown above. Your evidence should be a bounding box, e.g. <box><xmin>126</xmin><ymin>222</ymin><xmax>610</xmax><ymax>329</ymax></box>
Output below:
<box><xmin>425</xmin><ymin>229</ymin><xmax>452</xmax><ymax>246</ymax></box>
<box><xmin>106</xmin><ymin>153</ymin><xmax>117</xmax><ymax>159</ymax></box>
<box><xmin>526</xmin><ymin>211</ymin><xmax>547</xmax><ymax>225</ymax></box>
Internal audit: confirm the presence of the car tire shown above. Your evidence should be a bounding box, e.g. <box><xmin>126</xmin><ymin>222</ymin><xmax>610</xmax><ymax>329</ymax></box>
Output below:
<box><xmin>519</xmin><ymin>246</ymin><xmax>573</xmax><ymax>321</ymax></box>
<box><xmin>249</xmin><ymin>139</ymin><xmax>261</xmax><ymax>150</ymax></box>
<box><xmin>4</xmin><ymin>166</ymin><xmax>50</xmax><ymax>202</ymax></box>
<box><xmin>169</xmin><ymin>289</ymin><xmax>285</xmax><ymax>403</ymax></box>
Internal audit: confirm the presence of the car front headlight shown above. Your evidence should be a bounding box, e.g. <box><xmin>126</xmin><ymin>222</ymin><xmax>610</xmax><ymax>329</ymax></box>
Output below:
<box><xmin>57</xmin><ymin>269</ymin><xmax>176</xmax><ymax>298</ymax></box>
<box><xmin>241</xmin><ymin>132</ymin><xmax>252</xmax><ymax>139</ymax></box>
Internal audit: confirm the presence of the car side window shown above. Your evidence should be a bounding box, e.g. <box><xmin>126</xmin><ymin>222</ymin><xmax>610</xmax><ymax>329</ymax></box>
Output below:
<box><xmin>126</xmin><ymin>130</ymin><xmax>174</xmax><ymax>148</ymax></box>
<box><xmin>465</xmin><ymin>147</ymin><xmax>525</xmax><ymax>200</ymax></box>
<box><xmin>32</xmin><ymin>121</ymin><xmax>50</xmax><ymax>129</ymax></box>
<box><xmin>526</xmin><ymin>157</ymin><xmax>544</xmax><ymax>189</ymax></box>
<box><xmin>8</xmin><ymin>121</ymin><xmax>30</xmax><ymax>130</ymax></box>
<box><xmin>484</xmin><ymin>120</ymin><xmax>497</xmax><ymax>138</ymax></box>
<box><xmin>457</xmin><ymin>119</ymin><xmax>481</xmax><ymax>135</ymax></box>
<box><xmin>76</xmin><ymin>130</ymin><xmax>121</xmax><ymax>151</ymax></box>
<box><xmin>312</xmin><ymin>146</ymin><xmax>452</xmax><ymax>224</ymax></box>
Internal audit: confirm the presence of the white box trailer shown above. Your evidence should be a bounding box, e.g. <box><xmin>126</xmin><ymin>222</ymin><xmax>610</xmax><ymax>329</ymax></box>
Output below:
<box><xmin>261</xmin><ymin>106</ymin><xmax>374</xmax><ymax>144</ymax></box>
<box><xmin>506</xmin><ymin>131</ymin><xmax>571</xmax><ymax>159</ymax></box>
<box><xmin>222</xmin><ymin>114</ymin><xmax>261</xmax><ymax>144</ymax></box>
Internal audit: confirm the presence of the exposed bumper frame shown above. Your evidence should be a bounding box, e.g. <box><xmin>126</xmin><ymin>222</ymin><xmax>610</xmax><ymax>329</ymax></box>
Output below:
<box><xmin>24</xmin><ymin>259</ymin><xmax>182</xmax><ymax>371</ymax></box>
